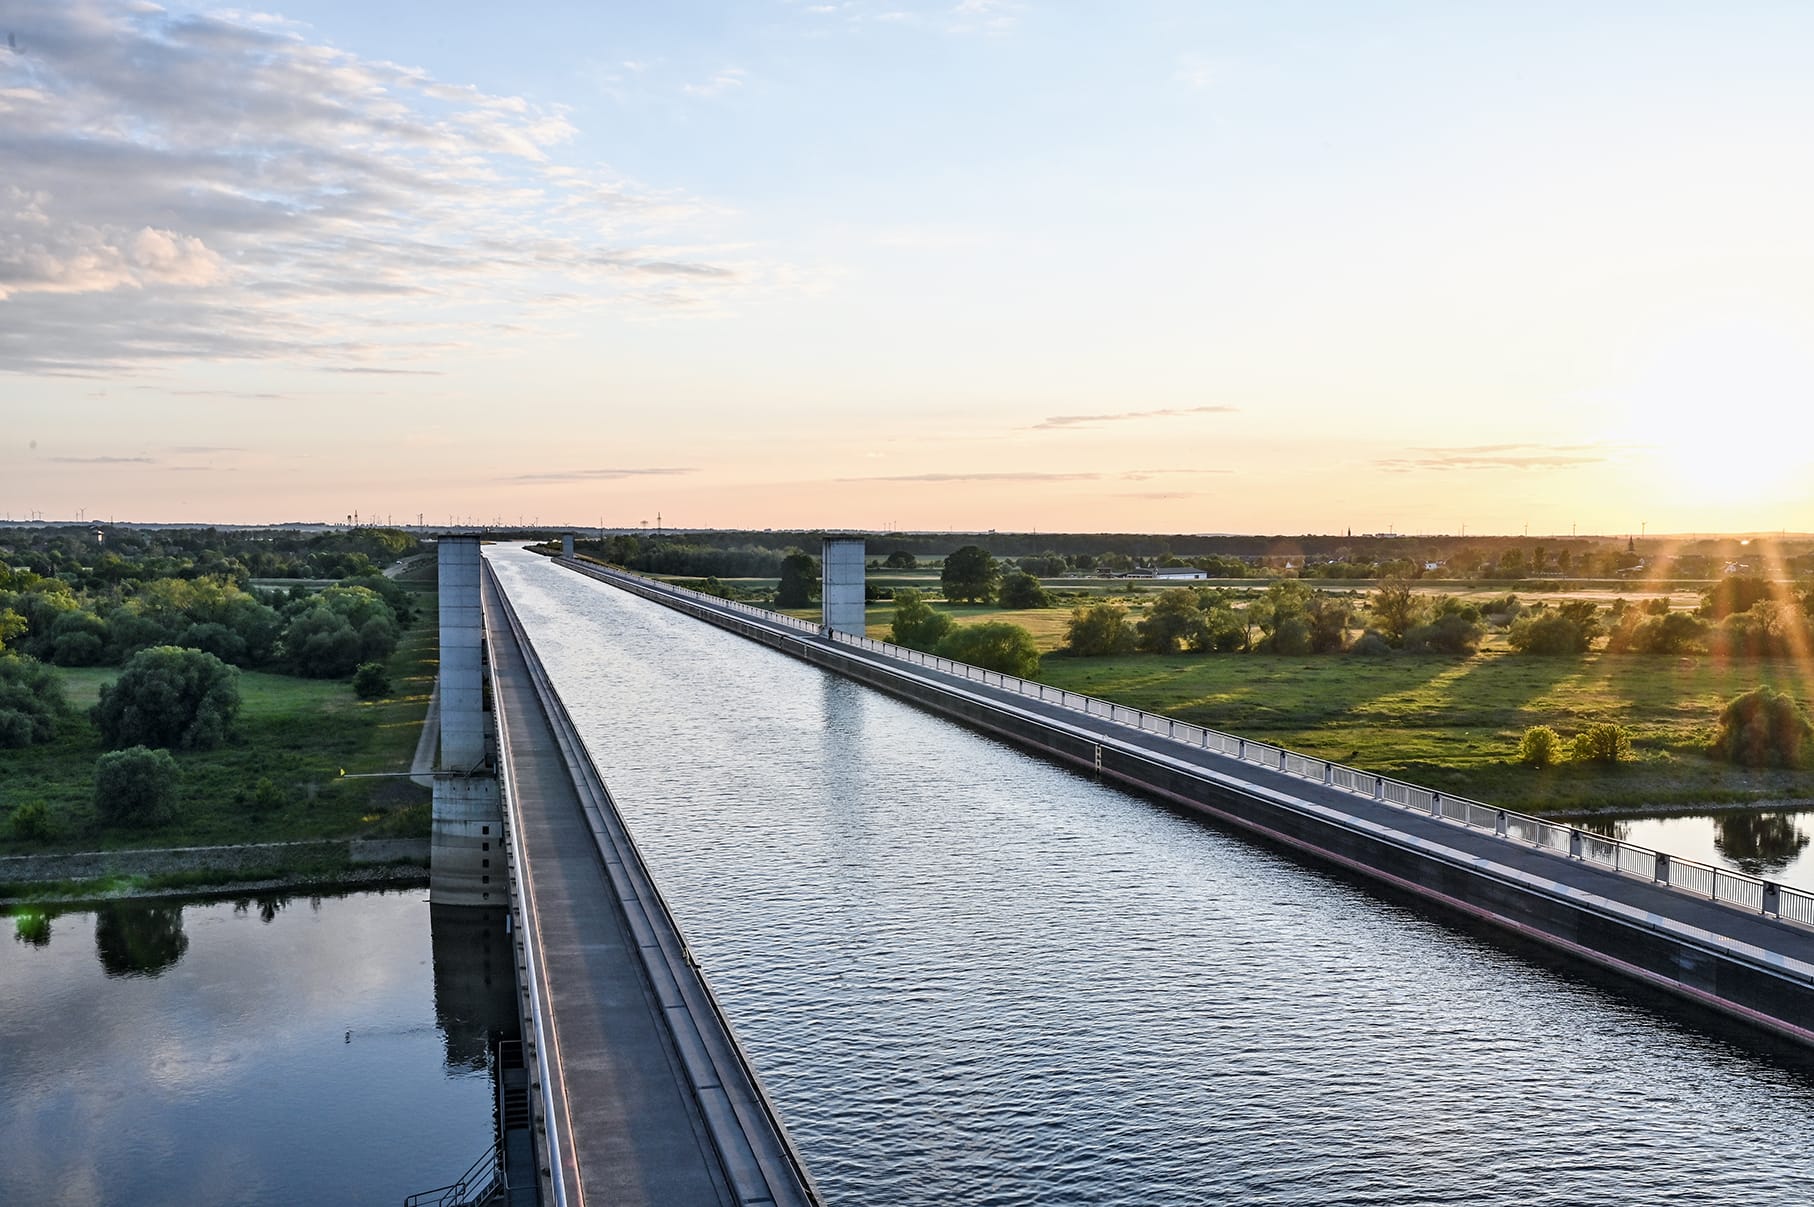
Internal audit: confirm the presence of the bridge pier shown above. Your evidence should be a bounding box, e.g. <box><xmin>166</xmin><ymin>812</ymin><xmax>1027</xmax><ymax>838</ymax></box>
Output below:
<box><xmin>820</xmin><ymin>536</ymin><xmax>866</xmax><ymax>636</ymax></box>
<box><xmin>433</xmin><ymin>535</ymin><xmax>504</xmax><ymax>906</ymax></box>
<box><xmin>561</xmin><ymin>533</ymin><xmax>574</xmax><ymax>558</ymax></box>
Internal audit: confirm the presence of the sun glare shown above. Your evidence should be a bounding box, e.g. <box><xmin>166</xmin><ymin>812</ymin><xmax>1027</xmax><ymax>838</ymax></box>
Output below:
<box><xmin>1611</xmin><ymin>318</ymin><xmax>1814</xmax><ymax>509</ymax></box>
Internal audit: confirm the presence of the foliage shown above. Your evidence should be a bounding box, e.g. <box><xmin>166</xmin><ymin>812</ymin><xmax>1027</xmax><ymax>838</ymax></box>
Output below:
<box><xmin>248</xmin><ymin>776</ymin><xmax>288</xmax><ymax>813</ymax></box>
<box><xmin>1250</xmin><ymin>581</ymin><xmax>1352</xmax><ymax>654</ymax></box>
<box><xmin>940</xmin><ymin>545</ymin><xmax>1000</xmax><ymax>604</ymax></box>
<box><xmin>0</xmin><ymin>654</ymin><xmax>65</xmax><ymax>748</ymax></box>
<box><xmin>775</xmin><ymin>552</ymin><xmax>818</xmax><ymax>608</ymax></box>
<box><xmin>1706</xmin><ymin>601</ymin><xmax>1810</xmax><ymax>658</ymax></box>
<box><xmin>1136</xmin><ymin>589</ymin><xmax>1211</xmax><ymax>654</ymax></box>
<box><xmin>889</xmin><ymin>589</ymin><xmax>955</xmax><ymax>652</ymax></box>
<box><xmin>1570</xmin><ymin>723</ymin><xmax>1633</xmax><ymax>764</ymax></box>
<box><xmin>92</xmin><ymin>645</ymin><xmax>241</xmax><ymax>751</ymax></box>
<box><xmin>10</xmin><ymin>799</ymin><xmax>53</xmax><ymax>842</ymax></box>
<box><xmin>94</xmin><ymin>745</ymin><xmax>182</xmax><ymax>827</ymax></box>
<box><xmin>1700</xmin><ymin>575</ymin><xmax>1773</xmax><ymax>620</ymax></box>
<box><xmin>352</xmin><ymin>662</ymin><xmax>391</xmax><ymax>699</ymax></box>
<box><xmin>998</xmin><ymin>571</ymin><xmax>1051</xmax><ymax>610</ymax></box>
<box><xmin>1605</xmin><ymin>609</ymin><xmax>1707</xmax><ymax>655</ymax></box>
<box><xmin>1516</xmin><ymin>725</ymin><xmax>1564</xmax><ymax>769</ymax></box>
<box><xmin>1403</xmin><ymin>610</ymin><xmax>1484</xmax><ymax>656</ymax></box>
<box><xmin>279</xmin><ymin>585</ymin><xmax>401</xmax><ymax>678</ymax></box>
<box><xmin>882</xmin><ymin>550</ymin><xmax>918</xmax><ymax>569</ymax></box>
<box><xmin>1369</xmin><ymin>579</ymin><xmax>1425</xmax><ymax>647</ymax></box>
<box><xmin>1712</xmin><ymin>686</ymin><xmax>1812</xmax><ymax>769</ymax></box>
<box><xmin>1507</xmin><ymin>602</ymin><xmax>1600</xmax><ymax>655</ymax></box>
<box><xmin>935</xmin><ymin>621</ymin><xmax>1041</xmax><ymax>679</ymax></box>
<box><xmin>1065</xmin><ymin>601</ymin><xmax>1136</xmax><ymax>656</ymax></box>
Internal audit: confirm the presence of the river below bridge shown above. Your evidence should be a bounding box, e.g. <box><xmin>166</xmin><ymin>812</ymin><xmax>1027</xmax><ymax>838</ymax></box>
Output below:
<box><xmin>489</xmin><ymin>546</ymin><xmax>1814</xmax><ymax>1206</ymax></box>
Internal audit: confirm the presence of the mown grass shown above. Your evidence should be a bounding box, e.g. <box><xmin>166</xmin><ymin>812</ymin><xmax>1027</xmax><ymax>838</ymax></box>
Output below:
<box><xmin>0</xmin><ymin>590</ymin><xmax>437</xmax><ymax>856</ymax></box>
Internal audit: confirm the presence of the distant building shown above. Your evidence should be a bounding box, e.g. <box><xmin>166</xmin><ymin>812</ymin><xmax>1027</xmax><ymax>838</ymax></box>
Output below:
<box><xmin>1155</xmin><ymin>568</ymin><xmax>1208</xmax><ymax>580</ymax></box>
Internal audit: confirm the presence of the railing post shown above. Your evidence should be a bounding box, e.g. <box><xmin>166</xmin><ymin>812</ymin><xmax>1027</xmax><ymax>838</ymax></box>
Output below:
<box><xmin>1323</xmin><ymin>763</ymin><xmax>1333</xmax><ymax>785</ymax></box>
<box><xmin>1278</xmin><ymin>748</ymin><xmax>1287</xmax><ymax>771</ymax></box>
<box><xmin>1654</xmin><ymin>852</ymin><xmax>1671</xmax><ymax>886</ymax></box>
<box><xmin>1374</xmin><ymin>775</ymin><xmax>1384</xmax><ymax>800</ymax></box>
<box><xmin>1495</xmin><ymin>810</ymin><xmax>1508</xmax><ymax>837</ymax></box>
<box><xmin>1430</xmin><ymin>791</ymin><xmax>1442</xmax><ymax>818</ymax></box>
<box><xmin>1568</xmin><ymin>830</ymin><xmax>1583</xmax><ymax>859</ymax></box>
<box><xmin>1763</xmin><ymin>882</ymin><xmax>1781</xmax><ymax>916</ymax></box>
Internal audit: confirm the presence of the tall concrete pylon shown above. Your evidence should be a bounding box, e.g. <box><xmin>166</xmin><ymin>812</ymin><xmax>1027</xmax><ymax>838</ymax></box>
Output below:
<box><xmin>561</xmin><ymin>533</ymin><xmax>574</xmax><ymax>559</ymax></box>
<box><xmin>432</xmin><ymin>535</ymin><xmax>503</xmax><ymax>906</ymax></box>
<box><xmin>821</xmin><ymin>536</ymin><xmax>866</xmax><ymax>636</ymax></box>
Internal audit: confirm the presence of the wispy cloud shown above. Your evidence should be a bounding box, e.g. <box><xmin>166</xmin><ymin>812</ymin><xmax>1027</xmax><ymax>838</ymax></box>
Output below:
<box><xmin>0</xmin><ymin>1</ymin><xmax>761</xmax><ymax>375</ymax></box>
<box><xmin>1118</xmin><ymin>468</ymin><xmax>1232</xmax><ymax>481</ymax></box>
<box><xmin>166</xmin><ymin>445</ymin><xmax>242</xmax><ymax>455</ymax></box>
<box><xmin>503</xmin><ymin>467</ymin><xmax>699</xmax><ymax>484</ymax></box>
<box><xmin>841</xmin><ymin>471</ymin><xmax>1102</xmax><ymax>483</ymax></box>
<box><xmin>682</xmin><ymin>68</ymin><xmax>747</xmax><ymax>98</ymax></box>
<box><xmin>48</xmin><ymin>455</ymin><xmax>153</xmax><ymax>464</ymax></box>
<box><xmin>1032</xmin><ymin>405</ymin><xmax>1239</xmax><ymax>431</ymax></box>
<box><xmin>1374</xmin><ymin>443</ymin><xmax>1617</xmax><ymax>472</ymax></box>
<box><xmin>796</xmin><ymin>0</ymin><xmax>1021</xmax><ymax>34</ymax></box>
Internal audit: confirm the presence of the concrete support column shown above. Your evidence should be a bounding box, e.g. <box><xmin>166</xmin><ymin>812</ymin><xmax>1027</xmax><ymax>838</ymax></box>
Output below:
<box><xmin>820</xmin><ymin>536</ymin><xmax>867</xmax><ymax>636</ymax></box>
<box><xmin>433</xmin><ymin>535</ymin><xmax>502</xmax><ymax>907</ymax></box>
<box><xmin>438</xmin><ymin>536</ymin><xmax>485</xmax><ymax>772</ymax></box>
<box><xmin>561</xmin><ymin>534</ymin><xmax>574</xmax><ymax>559</ymax></box>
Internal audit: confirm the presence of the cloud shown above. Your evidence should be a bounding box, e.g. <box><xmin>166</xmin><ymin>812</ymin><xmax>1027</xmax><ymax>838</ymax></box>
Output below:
<box><xmin>1032</xmin><ymin>405</ymin><xmax>1239</xmax><ymax>430</ymax></box>
<box><xmin>48</xmin><ymin>455</ymin><xmax>153</xmax><ymax>464</ymax></box>
<box><xmin>1117</xmin><ymin>491</ymin><xmax>1199</xmax><ymax>500</ymax></box>
<box><xmin>0</xmin><ymin>1</ymin><xmax>759</xmax><ymax>374</ymax></box>
<box><xmin>841</xmin><ymin>471</ymin><xmax>1102</xmax><ymax>483</ymax></box>
<box><xmin>682</xmin><ymin>68</ymin><xmax>746</xmax><ymax>98</ymax></box>
<box><xmin>1118</xmin><ymin>468</ymin><xmax>1232</xmax><ymax>481</ymax></box>
<box><xmin>1374</xmin><ymin>443</ymin><xmax>1618</xmax><ymax>472</ymax></box>
<box><xmin>503</xmin><ymin>467</ymin><xmax>699</xmax><ymax>484</ymax></box>
<box><xmin>795</xmin><ymin>0</ymin><xmax>1021</xmax><ymax>34</ymax></box>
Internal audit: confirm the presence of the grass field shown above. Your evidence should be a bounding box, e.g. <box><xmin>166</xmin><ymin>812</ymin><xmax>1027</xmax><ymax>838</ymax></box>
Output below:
<box><xmin>0</xmin><ymin>591</ymin><xmax>437</xmax><ymax>855</ymax></box>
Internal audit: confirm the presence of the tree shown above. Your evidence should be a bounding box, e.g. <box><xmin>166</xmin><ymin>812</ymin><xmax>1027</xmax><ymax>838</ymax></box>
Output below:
<box><xmin>0</xmin><ymin>654</ymin><xmax>64</xmax><ymax>748</ymax></box>
<box><xmin>1571</xmin><ymin>723</ymin><xmax>1633</xmax><ymax>764</ymax></box>
<box><xmin>882</xmin><ymin>550</ymin><xmax>917</xmax><ymax>569</ymax></box>
<box><xmin>1701</xmin><ymin>575</ymin><xmax>1773</xmax><ymax>620</ymax></box>
<box><xmin>1369</xmin><ymin>579</ymin><xmax>1426</xmax><ymax>647</ymax></box>
<box><xmin>998</xmin><ymin>571</ymin><xmax>1050</xmax><ymax>610</ymax></box>
<box><xmin>1065</xmin><ymin>601</ymin><xmax>1135</xmax><ymax>656</ymax></box>
<box><xmin>1712</xmin><ymin>686</ymin><xmax>1812</xmax><ymax>769</ymax></box>
<box><xmin>889</xmin><ymin>589</ymin><xmax>955</xmax><ymax>651</ymax></box>
<box><xmin>1136</xmin><ymin>589</ymin><xmax>1210</xmax><ymax>654</ymax></box>
<box><xmin>94</xmin><ymin>745</ymin><xmax>181</xmax><ymax>827</ymax></box>
<box><xmin>92</xmin><ymin>646</ymin><xmax>241</xmax><ymax>751</ymax></box>
<box><xmin>776</xmin><ymin>552</ymin><xmax>818</xmax><ymax>608</ymax></box>
<box><xmin>940</xmin><ymin>545</ymin><xmax>999</xmax><ymax>604</ymax></box>
<box><xmin>935</xmin><ymin>621</ymin><xmax>1040</xmax><ymax>678</ymax></box>
<box><xmin>1507</xmin><ymin>601</ymin><xmax>1600</xmax><ymax>655</ymax></box>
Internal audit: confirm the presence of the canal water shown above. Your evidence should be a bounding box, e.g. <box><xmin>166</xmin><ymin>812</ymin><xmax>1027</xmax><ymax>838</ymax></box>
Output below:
<box><xmin>0</xmin><ymin>890</ymin><xmax>515</xmax><ymax>1207</ymax></box>
<box><xmin>488</xmin><ymin>545</ymin><xmax>1814</xmax><ymax>1206</ymax></box>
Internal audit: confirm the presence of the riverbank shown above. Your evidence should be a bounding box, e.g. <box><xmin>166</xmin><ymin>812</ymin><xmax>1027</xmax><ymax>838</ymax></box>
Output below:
<box><xmin>0</xmin><ymin>837</ymin><xmax>429</xmax><ymax>906</ymax></box>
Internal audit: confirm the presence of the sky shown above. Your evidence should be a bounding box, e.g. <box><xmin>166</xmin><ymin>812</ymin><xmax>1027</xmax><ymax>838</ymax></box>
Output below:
<box><xmin>4</xmin><ymin>0</ymin><xmax>1814</xmax><ymax>535</ymax></box>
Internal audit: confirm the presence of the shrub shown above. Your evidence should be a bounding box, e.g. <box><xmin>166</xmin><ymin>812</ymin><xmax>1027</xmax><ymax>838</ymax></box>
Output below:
<box><xmin>1516</xmin><ymin>725</ymin><xmax>1564</xmax><ymax>769</ymax></box>
<box><xmin>1570</xmin><ymin>723</ymin><xmax>1633</xmax><ymax>765</ymax></box>
<box><xmin>935</xmin><ymin>621</ymin><xmax>1041</xmax><ymax>679</ymax></box>
<box><xmin>1508</xmin><ymin>605</ymin><xmax>1599</xmax><ymax>655</ymax></box>
<box><xmin>998</xmin><ymin>571</ymin><xmax>1051</xmax><ymax>610</ymax></box>
<box><xmin>352</xmin><ymin>661</ymin><xmax>391</xmax><ymax>698</ymax></box>
<box><xmin>95</xmin><ymin>745</ymin><xmax>181</xmax><ymax>828</ymax></box>
<box><xmin>1350</xmin><ymin>632</ymin><xmax>1392</xmax><ymax>656</ymax></box>
<box><xmin>92</xmin><ymin>646</ymin><xmax>241</xmax><ymax>751</ymax></box>
<box><xmin>0</xmin><ymin>654</ymin><xmax>64</xmax><ymax>748</ymax></box>
<box><xmin>1403</xmin><ymin>613</ymin><xmax>1484</xmax><ymax>655</ymax></box>
<box><xmin>10</xmin><ymin>799</ymin><xmax>53</xmax><ymax>842</ymax></box>
<box><xmin>890</xmin><ymin>589</ymin><xmax>956</xmax><ymax>652</ymax></box>
<box><xmin>1712</xmin><ymin>686</ymin><xmax>1813</xmax><ymax>769</ymax></box>
<box><xmin>1065</xmin><ymin>601</ymin><xmax>1135</xmax><ymax>656</ymax></box>
<box><xmin>249</xmin><ymin>777</ymin><xmax>288</xmax><ymax>813</ymax></box>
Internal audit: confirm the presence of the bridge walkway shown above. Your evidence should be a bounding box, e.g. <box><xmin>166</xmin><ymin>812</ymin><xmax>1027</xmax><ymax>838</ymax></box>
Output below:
<box><xmin>483</xmin><ymin>574</ymin><xmax>744</xmax><ymax>1207</ymax></box>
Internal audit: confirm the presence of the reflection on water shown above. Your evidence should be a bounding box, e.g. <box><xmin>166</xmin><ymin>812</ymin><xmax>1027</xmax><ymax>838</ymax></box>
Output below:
<box><xmin>1713</xmin><ymin>812</ymin><xmax>1811</xmax><ymax>876</ymax></box>
<box><xmin>94</xmin><ymin>902</ymin><xmax>188</xmax><ymax>977</ymax></box>
<box><xmin>0</xmin><ymin>890</ymin><xmax>516</xmax><ymax>1207</ymax></box>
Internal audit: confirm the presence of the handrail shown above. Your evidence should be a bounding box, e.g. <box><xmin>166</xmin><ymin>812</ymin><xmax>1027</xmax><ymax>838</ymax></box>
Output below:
<box><xmin>402</xmin><ymin>1145</ymin><xmax>500</xmax><ymax>1207</ymax></box>
<box><xmin>556</xmin><ymin>555</ymin><xmax>1814</xmax><ymax>934</ymax></box>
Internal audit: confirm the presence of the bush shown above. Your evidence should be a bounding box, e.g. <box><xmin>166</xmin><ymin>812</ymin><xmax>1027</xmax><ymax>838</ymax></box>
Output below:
<box><xmin>0</xmin><ymin>654</ymin><xmax>64</xmax><ymax>748</ymax></box>
<box><xmin>1516</xmin><ymin>725</ymin><xmax>1564</xmax><ymax>769</ymax></box>
<box><xmin>1712</xmin><ymin>686</ymin><xmax>1813</xmax><ymax>768</ymax></box>
<box><xmin>1403</xmin><ymin>613</ymin><xmax>1484</xmax><ymax>655</ymax></box>
<box><xmin>889</xmin><ymin>589</ymin><xmax>956</xmax><ymax>652</ymax></box>
<box><xmin>249</xmin><ymin>777</ymin><xmax>288</xmax><ymax>813</ymax></box>
<box><xmin>1350</xmin><ymin>632</ymin><xmax>1391</xmax><ymax>656</ymax></box>
<box><xmin>95</xmin><ymin>745</ymin><xmax>181</xmax><ymax>828</ymax></box>
<box><xmin>92</xmin><ymin>646</ymin><xmax>241</xmax><ymax>751</ymax></box>
<box><xmin>1508</xmin><ymin>604</ymin><xmax>1599</xmax><ymax>655</ymax></box>
<box><xmin>1066</xmin><ymin>601</ymin><xmax>1136</xmax><ymax>656</ymax></box>
<box><xmin>352</xmin><ymin>661</ymin><xmax>391</xmax><ymax>698</ymax></box>
<box><xmin>998</xmin><ymin>571</ymin><xmax>1051</xmax><ymax>610</ymax></box>
<box><xmin>1570</xmin><ymin>723</ymin><xmax>1633</xmax><ymax>765</ymax></box>
<box><xmin>10</xmin><ymin>799</ymin><xmax>53</xmax><ymax>842</ymax></box>
<box><xmin>934</xmin><ymin>621</ymin><xmax>1041</xmax><ymax>679</ymax></box>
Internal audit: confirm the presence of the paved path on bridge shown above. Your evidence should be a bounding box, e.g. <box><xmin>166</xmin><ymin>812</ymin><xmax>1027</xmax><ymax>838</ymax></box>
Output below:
<box><xmin>483</xmin><ymin>575</ymin><xmax>740</xmax><ymax>1207</ymax></box>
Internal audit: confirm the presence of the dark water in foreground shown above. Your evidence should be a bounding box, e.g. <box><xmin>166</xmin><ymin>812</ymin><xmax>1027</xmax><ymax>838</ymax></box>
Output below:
<box><xmin>0</xmin><ymin>890</ymin><xmax>514</xmax><ymax>1207</ymax></box>
<box><xmin>490</xmin><ymin>545</ymin><xmax>1814</xmax><ymax>1206</ymax></box>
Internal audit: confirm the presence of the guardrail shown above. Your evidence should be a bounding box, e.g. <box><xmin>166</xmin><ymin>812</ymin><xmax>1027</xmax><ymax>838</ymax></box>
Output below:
<box><xmin>557</xmin><ymin>557</ymin><xmax>1814</xmax><ymax>933</ymax></box>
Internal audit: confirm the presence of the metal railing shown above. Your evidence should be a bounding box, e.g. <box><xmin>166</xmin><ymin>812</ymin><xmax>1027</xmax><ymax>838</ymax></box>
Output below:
<box><xmin>557</xmin><ymin>557</ymin><xmax>1814</xmax><ymax>933</ymax></box>
<box><xmin>403</xmin><ymin>1145</ymin><xmax>500</xmax><ymax>1207</ymax></box>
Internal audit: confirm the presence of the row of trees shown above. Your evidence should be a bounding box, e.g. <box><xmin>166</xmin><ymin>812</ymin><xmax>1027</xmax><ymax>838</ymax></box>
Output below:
<box><xmin>0</xmin><ymin>525</ymin><xmax>416</xmax><ymax>592</ymax></box>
